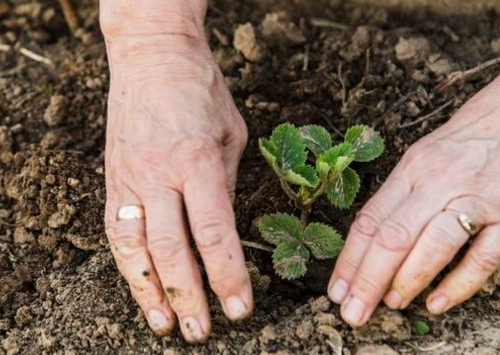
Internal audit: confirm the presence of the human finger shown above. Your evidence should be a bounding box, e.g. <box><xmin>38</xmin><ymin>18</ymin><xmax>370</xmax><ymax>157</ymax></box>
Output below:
<box><xmin>340</xmin><ymin>189</ymin><xmax>448</xmax><ymax>326</ymax></box>
<box><xmin>426</xmin><ymin>223</ymin><xmax>500</xmax><ymax>314</ymax></box>
<box><xmin>106</xmin><ymin>183</ymin><xmax>176</xmax><ymax>335</ymax></box>
<box><xmin>328</xmin><ymin>177</ymin><xmax>411</xmax><ymax>304</ymax></box>
<box><xmin>384</xmin><ymin>209</ymin><xmax>470</xmax><ymax>309</ymax></box>
<box><xmin>142</xmin><ymin>187</ymin><xmax>211</xmax><ymax>343</ymax></box>
<box><xmin>183</xmin><ymin>150</ymin><xmax>253</xmax><ymax>322</ymax></box>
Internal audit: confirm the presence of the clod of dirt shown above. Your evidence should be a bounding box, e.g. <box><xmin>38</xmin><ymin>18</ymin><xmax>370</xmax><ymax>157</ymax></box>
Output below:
<box><xmin>261</xmin><ymin>12</ymin><xmax>306</xmax><ymax>46</ymax></box>
<box><xmin>352</xmin><ymin>307</ymin><xmax>411</xmax><ymax>342</ymax></box>
<box><xmin>395</xmin><ymin>37</ymin><xmax>431</xmax><ymax>64</ymax></box>
<box><xmin>233</xmin><ymin>23</ymin><xmax>265</xmax><ymax>62</ymax></box>
<box><xmin>427</xmin><ymin>54</ymin><xmax>454</xmax><ymax>76</ymax></box>
<box><xmin>43</xmin><ymin>95</ymin><xmax>67</xmax><ymax>127</ymax></box>
<box><xmin>355</xmin><ymin>344</ymin><xmax>399</xmax><ymax>355</ymax></box>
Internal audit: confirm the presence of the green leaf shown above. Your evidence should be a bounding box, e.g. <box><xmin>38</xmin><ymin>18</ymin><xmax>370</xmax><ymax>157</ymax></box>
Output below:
<box><xmin>413</xmin><ymin>321</ymin><xmax>431</xmax><ymax>335</ymax></box>
<box><xmin>345</xmin><ymin>125</ymin><xmax>385</xmax><ymax>162</ymax></box>
<box><xmin>327</xmin><ymin>167</ymin><xmax>361</xmax><ymax>209</ymax></box>
<box><xmin>284</xmin><ymin>164</ymin><xmax>319</xmax><ymax>187</ymax></box>
<box><xmin>272</xmin><ymin>241</ymin><xmax>310</xmax><ymax>280</ymax></box>
<box><xmin>259</xmin><ymin>137</ymin><xmax>278</xmax><ymax>168</ymax></box>
<box><xmin>258</xmin><ymin>213</ymin><xmax>303</xmax><ymax>245</ymax></box>
<box><xmin>317</xmin><ymin>143</ymin><xmax>355</xmax><ymax>175</ymax></box>
<box><xmin>316</xmin><ymin>161</ymin><xmax>330</xmax><ymax>181</ymax></box>
<box><xmin>304</xmin><ymin>223</ymin><xmax>344</xmax><ymax>259</ymax></box>
<box><xmin>269</xmin><ymin>123</ymin><xmax>308</xmax><ymax>170</ymax></box>
<box><xmin>299</xmin><ymin>125</ymin><xmax>332</xmax><ymax>157</ymax></box>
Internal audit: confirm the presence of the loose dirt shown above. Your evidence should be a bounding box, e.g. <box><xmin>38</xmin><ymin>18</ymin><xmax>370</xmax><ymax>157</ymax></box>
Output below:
<box><xmin>1</xmin><ymin>0</ymin><xmax>500</xmax><ymax>354</ymax></box>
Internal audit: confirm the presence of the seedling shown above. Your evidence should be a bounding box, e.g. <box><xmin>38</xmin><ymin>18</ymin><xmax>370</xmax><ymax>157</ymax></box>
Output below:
<box><xmin>257</xmin><ymin>123</ymin><xmax>384</xmax><ymax>279</ymax></box>
<box><xmin>413</xmin><ymin>320</ymin><xmax>431</xmax><ymax>335</ymax></box>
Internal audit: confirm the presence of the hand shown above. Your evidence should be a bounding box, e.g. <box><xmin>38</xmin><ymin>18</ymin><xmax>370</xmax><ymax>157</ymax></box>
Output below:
<box><xmin>328</xmin><ymin>76</ymin><xmax>500</xmax><ymax>326</ymax></box>
<box><xmin>101</xmin><ymin>16</ymin><xmax>252</xmax><ymax>342</ymax></box>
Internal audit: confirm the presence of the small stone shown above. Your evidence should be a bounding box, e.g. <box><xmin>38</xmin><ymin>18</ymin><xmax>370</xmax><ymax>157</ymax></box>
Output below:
<box><xmin>259</xmin><ymin>325</ymin><xmax>277</xmax><ymax>344</ymax></box>
<box><xmin>108</xmin><ymin>323</ymin><xmax>122</xmax><ymax>340</ymax></box>
<box><xmin>0</xmin><ymin>319</ymin><xmax>11</xmax><ymax>332</ymax></box>
<box><xmin>311</xmin><ymin>296</ymin><xmax>331</xmax><ymax>313</ymax></box>
<box><xmin>355</xmin><ymin>345</ymin><xmax>399</xmax><ymax>355</ymax></box>
<box><xmin>43</xmin><ymin>95</ymin><xmax>67</xmax><ymax>127</ymax></box>
<box><xmin>242</xmin><ymin>339</ymin><xmax>257</xmax><ymax>354</ymax></box>
<box><xmin>15</xmin><ymin>305</ymin><xmax>33</xmax><ymax>326</ymax></box>
<box><xmin>67</xmin><ymin>178</ymin><xmax>80</xmax><ymax>188</ymax></box>
<box><xmin>395</xmin><ymin>37</ymin><xmax>431</xmax><ymax>64</ymax></box>
<box><xmin>314</xmin><ymin>312</ymin><xmax>340</xmax><ymax>327</ymax></box>
<box><xmin>234</xmin><ymin>23</ymin><xmax>265</xmax><ymax>62</ymax></box>
<box><xmin>261</xmin><ymin>12</ymin><xmax>306</xmax><ymax>45</ymax></box>
<box><xmin>296</xmin><ymin>320</ymin><xmax>314</xmax><ymax>340</ymax></box>
<box><xmin>427</xmin><ymin>54</ymin><xmax>453</xmax><ymax>76</ymax></box>
<box><xmin>13</xmin><ymin>227</ymin><xmax>35</xmax><ymax>244</ymax></box>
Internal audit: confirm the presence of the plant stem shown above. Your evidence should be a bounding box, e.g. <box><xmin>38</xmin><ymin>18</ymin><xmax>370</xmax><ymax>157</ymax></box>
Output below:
<box><xmin>279</xmin><ymin>178</ymin><xmax>302</xmax><ymax>206</ymax></box>
<box><xmin>241</xmin><ymin>240</ymin><xmax>273</xmax><ymax>252</ymax></box>
<box><xmin>300</xmin><ymin>207</ymin><xmax>311</xmax><ymax>225</ymax></box>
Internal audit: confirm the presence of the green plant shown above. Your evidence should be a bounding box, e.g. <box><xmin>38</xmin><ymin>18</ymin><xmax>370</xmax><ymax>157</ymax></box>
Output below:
<box><xmin>257</xmin><ymin>123</ymin><xmax>385</xmax><ymax>279</ymax></box>
<box><xmin>413</xmin><ymin>320</ymin><xmax>431</xmax><ymax>335</ymax></box>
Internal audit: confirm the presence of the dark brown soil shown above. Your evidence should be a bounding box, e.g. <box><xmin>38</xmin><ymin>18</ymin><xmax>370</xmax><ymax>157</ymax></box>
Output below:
<box><xmin>1</xmin><ymin>0</ymin><xmax>500</xmax><ymax>354</ymax></box>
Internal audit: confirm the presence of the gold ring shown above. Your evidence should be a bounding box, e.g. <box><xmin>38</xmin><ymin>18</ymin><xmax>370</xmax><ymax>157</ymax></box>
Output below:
<box><xmin>117</xmin><ymin>205</ymin><xmax>145</xmax><ymax>221</ymax></box>
<box><xmin>457</xmin><ymin>213</ymin><xmax>480</xmax><ymax>237</ymax></box>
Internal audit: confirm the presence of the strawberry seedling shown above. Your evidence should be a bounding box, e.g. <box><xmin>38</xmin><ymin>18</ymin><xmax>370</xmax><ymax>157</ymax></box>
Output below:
<box><xmin>257</xmin><ymin>123</ymin><xmax>384</xmax><ymax>279</ymax></box>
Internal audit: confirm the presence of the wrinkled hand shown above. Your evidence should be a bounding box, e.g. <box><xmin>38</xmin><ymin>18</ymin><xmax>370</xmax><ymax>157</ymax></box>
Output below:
<box><xmin>329</xmin><ymin>76</ymin><xmax>500</xmax><ymax>325</ymax></box>
<box><xmin>103</xmin><ymin>33</ymin><xmax>251</xmax><ymax>342</ymax></box>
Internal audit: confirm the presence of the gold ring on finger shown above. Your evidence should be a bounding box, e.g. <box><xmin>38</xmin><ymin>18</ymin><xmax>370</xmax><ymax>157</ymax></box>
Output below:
<box><xmin>457</xmin><ymin>213</ymin><xmax>481</xmax><ymax>237</ymax></box>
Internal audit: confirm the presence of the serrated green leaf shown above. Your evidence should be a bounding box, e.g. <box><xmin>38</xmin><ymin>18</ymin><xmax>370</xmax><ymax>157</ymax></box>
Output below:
<box><xmin>258</xmin><ymin>213</ymin><xmax>303</xmax><ymax>245</ymax></box>
<box><xmin>345</xmin><ymin>125</ymin><xmax>385</xmax><ymax>162</ymax></box>
<box><xmin>272</xmin><ymin>241</ymin><xmax>310</xmax><ymax>280</ymax></box>
<box><xmin>270</xmin><ymin>123</ymin><xmax>307</xmax><ymax>170</ymax></box>
<box><xmin>413</xmin><ymin>321</ymin><xmax>431</xmax><ymax>335</ymax></box>
<box><xmin>259</xmin><ymin>138</ymin><xmax>278</xmax><ymax>167</ymax></box>
<box><xmin>299</xmin><ymin>125</ymin><xmax>332</xmax><ymax>157</ymax></box>
<box><xmin>304</xmin><ymin>223</ymin><xmax>344</xmax><ymax>259</ymax></box>
<box><xmin>327</xmin><ymin>167</ymin><xmax>361</xmax><ymax>209</ymax></box>
<box><xmin>284</xmin><ymin>164</ymin><xmax>319</xmax><ymax>187</ymax></box>
<box><xmin>317</xmin><ymin>143</ymin><xmax>355</xmax><ymax>175</ymax></box>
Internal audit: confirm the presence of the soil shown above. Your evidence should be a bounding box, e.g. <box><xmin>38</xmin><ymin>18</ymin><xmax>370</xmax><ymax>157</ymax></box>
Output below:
<box><xmin>1</xmin><ymin>0</ymin><xmax>500</xmax><ymax>354</ymax></box>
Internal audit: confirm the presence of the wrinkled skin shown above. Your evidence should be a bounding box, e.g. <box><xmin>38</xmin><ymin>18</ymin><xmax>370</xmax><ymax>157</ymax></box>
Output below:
<box><xmin>102</xmin><ymin>14</ymin><xmax>252</xmax><ymax>342</ymax></box>
<box><xmin>329</xmin><ymin>76</ymin><xmax>500</xmax><ymax>326</ymax></box>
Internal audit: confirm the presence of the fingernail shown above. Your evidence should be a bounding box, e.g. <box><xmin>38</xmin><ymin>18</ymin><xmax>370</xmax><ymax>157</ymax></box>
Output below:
<box><xmin>342</xmin><ymin>296</ymin><xmax>366</xmax><ymax>325</ymax></box>
<box><xmin>384</xmin><ymin>290</ymin><xmax>404</xmax><ymax>309</ymax></box>
<box><xmin>329</xmin><ymin>279</ymin><xmax>350</xmax><ymax>304</ymax></box>
<box><xmin>224</xmin><ymin>295</ymin><xmax>248</xmax><ymax>320</ymax></box>
<box><xmin>147</xmin><ymin>309</ymin><xmax>170</xmax><ymax>332</ymax></box>
<box><xmin>428</xmin><ymin>295</ymin><xmax>449</xmax><ymax>314</ymax></box>
<box><xmin>182</xmin><ymin>317</ymin><xmax>205</xmax><ymax>342</ymax></box>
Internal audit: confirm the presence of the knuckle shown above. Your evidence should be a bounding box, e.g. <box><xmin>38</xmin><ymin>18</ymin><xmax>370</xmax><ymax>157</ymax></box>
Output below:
<box><xmin>210</xmin><ymin>272</ymin><xmax>249</xmax><ymax>297</ymax></box>
<box><xmin>147</xmin><ymin>235</ymin><xmax>185</xmax><ymax>264</ymax></box>
<box><xmin>468</xmin><ymin>248</ymin><xmax>500</xmax><ymax>273</ymax></box>
<box><xmin>376</xmin><ymin>219</ymin><xmax>414</xmax><ymax>252</ymax></box>
<box><xmin>351</xmin><ymin>210</ymin><xmax>381</xmax><ymax>239</ymax></box>
<box><xmin>427</xmin><ymin>223</ymin><xmax>465</xmax><ymax>252</ymax></box>
<box><xmin>355</xmin><ymin>272</ymin><xmax>382</xmax><ymax>296</ymax></box>
<box><xmin>192</xmin><ymin>218</ymin><xmax>229</xmax><ymax>250</ymax></box>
